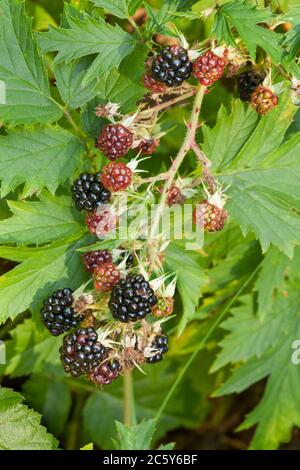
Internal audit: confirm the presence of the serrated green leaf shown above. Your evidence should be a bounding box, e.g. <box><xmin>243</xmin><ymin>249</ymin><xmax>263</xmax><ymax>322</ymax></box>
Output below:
<box><xmin>114</xmin><ymin>419</ymin><xmax>156</xmax><ymax>450</ymax></box>
<box><xmin>212</xmin><ymin>271</ymin><xmax>300</xmax><ymax>449</ymax></box>
<box><xmin>38</xmin><ymin>5</ymin><xmax>136</xmax><ymax>83</ymax></box>
<box><xmin>95</xmin><ymin>68</ymin><xmax>145</xmax><ymax>114</ymax></box>
<box><xmin>54</xmin><ymin>57</ymin><xmax>98</xmax><ymax>109</ymax></box>
<box><xmin>254</xmin><ymin>246</ymin><xmax>289</xmax><ymax>321</ymax></box>
<box><xmin>230</xmin><ymin>93</ymin><xmax>296</xmax><ymax>170</ymax></box>
<box><xmin>221</xmin><ymin>132</ymin><xmax>300</xmax><ymax>256</ymax></box>
<box><xmin>0</xmin><ymin>0</ymin><xmax>62</xmax><ymax>125</ymax></box>
<box><xmin>165</xmin><ymin>241</ymin><xmax>206</xmax><ymax>335</ymax></box>
<box><xmin>91</xmin><ymin>0</ymin><xmax>142</xmax><ymax>19</ymax></box>
<box><xmin>0</xmin><ymin>127</ymin><xmax>83</xmax><ymax>198</ymax></box>
<box><xmin>213</xmin><ymin>1</ymin><xmax>282</xmax><ymax>63</ymax></box>
<box><xmin>22</xmin><ymin>368</ymin><xmax>72</xmax><ymax>436</ymax></box>
<box><xmin>0</xmin><ymin>236</ymin><xmax>89</xmax><ymax>324</ymax></box>
<box><xmin>0</xmin><ymin>192</ymin><xmax>84</xmax><ymax>245</ymax></box>
<box><xmin>0</xmin><ymin>386</ymin><xmax>58</xmax><ymax>450</ymax></box>
<box><xmin>4</xmin><ymin>319</ymin><xmax>60</xmax><ymax>377</ymax></box>
<box><xmin>202</xmin><ymin>101</ymin><xmax>258</xmax><ymax>172</ymax></box>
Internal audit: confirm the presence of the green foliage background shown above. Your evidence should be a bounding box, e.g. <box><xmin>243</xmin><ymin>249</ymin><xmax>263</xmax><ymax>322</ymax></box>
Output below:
<box><xmin>0</xmin><ymin>0</ymin><xmax>300</xmax><ymax>451</ymax></box>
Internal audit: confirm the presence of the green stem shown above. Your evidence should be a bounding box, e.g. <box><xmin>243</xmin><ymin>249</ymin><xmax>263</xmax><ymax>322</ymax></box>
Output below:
<box><xmin>155</xmin><ymin>265</ymin><xmax>261</xmax><ymax>422</ymax></box>
<box><xmin>123</xmin><ymin>369</ymin><xmax>137</xmax><ymax>426</ymax></box>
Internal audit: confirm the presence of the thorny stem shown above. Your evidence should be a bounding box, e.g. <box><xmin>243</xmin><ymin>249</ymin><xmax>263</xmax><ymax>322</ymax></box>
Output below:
<box><xmin>149</xmin><ymin>85</ymin><xmax>207</xmax><ymax>243</ymax></box>
<box><xmin>128</xmin><ymin>17</ymin><xmax>144</xmax><ymax>41</ymax></box>
<box><xmin>192</xmin><ymin>143</ymin><xmax>217</xmax><ymax>193</ymax></box>
<box><xmin>123</xmin><ymin>369</ymin><xmax>137</xmax><ymax>426</ymax></box>
<box><xmin>138</xmin><ymin>88</ymin><xmax>197</xmax><ymax>118</ymax></box>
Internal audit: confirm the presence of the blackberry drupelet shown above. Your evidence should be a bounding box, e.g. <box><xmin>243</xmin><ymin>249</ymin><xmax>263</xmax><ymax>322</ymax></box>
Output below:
<box><xmin>94</xmin><ymin>263</ymin><xmax>121</xmax><ymax>292</ymax></box>
<box><xmin>193</xmin><ymin>50</ymin><xmax>227</xmax><ymax>86</ymax></box>
<box><xmin>237</xmin><ymin>70</ymin><xmax>265</xmax><ymax>101</ymax></box>
<box><xmin>100</xmin><ymin>162</ymin><xmax>132</xmax><ymax>192</ymax></box>
<box><xmin>96</xmin><ymin>124</ymin><xmax>133</xmax><ymax>160</ymax></box>
<box><xmin>88</xmin><ymin>359</ymin><xmax>122</xmax><ymax>385</ymax></box>
<box><xmin>166</xmin><ymin>185</ymin><xmax>185</xmax><ymax>206</ymax></box>
<box><xmin>109</xmin><ymin>274</ymin><xmax>157</xmax><ymax>322</ymax></box>
<box><xmin>143</xmin><ymin>74</ymin><xmax>166</xmax><ymax>93</ymax></box>
<box><xmin>71</xmin><ymin>173</ymin><xmax>111</xmax><ymax>212</ymax></box>
<box><xmin>146</xmin><ymin>334</ymin><xmax>169</xmax><ymax>364</ymax></box>
<box><xmin>251</xmin><ymin>86</ymin><xmax>278</xmax><ymax>114</ymax></box>
<box><xmin>60</xmin><ymin>327</ymin><xmax>107</xmax><ymax>377</ymax></box>
<box><xmin>41</xmin><ymin>288</ymin><xmax>83</xmax><ymax>336</ymax></box>
<box><xmin>193</xmin><ymin>200</ymin><xmax>228</xmax><ymax>232</ymax></box>
<box><xmin>151</xmin><ymin>45</ymin><xmax>193</xmax><ymax>87</ymax></box>
<box><xmin>137</xmin><ymin>138</ymin><xmax>159</xmax><ymax>155</ymax></box>
<box><xmin>82</xmin><ymin>249</ymin><xmax>112</xmax><ymax>274</ymax></box>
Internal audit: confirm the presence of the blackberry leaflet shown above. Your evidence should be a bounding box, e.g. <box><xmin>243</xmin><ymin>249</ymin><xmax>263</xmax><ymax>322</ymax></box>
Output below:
<box><xmin>109</xmin><ymin>274</ymin><xmax>157</xmax><ymax>322</ymax></box>
<box><xmin>146</xmin><ymin>334</ymin><xmax>169</xmax><ymax>364</ymax></box>
<box><xmin>41</xmin><ymin>288</ymin><xmax>83</xmax><ymax>336</ymax></box>
<box><xmin>71</xmin><ymin>173</ymin><xmax>111</xmax><ymax>212</ymax></box>
<box><xmin>60</xmin><ymin>327</ymin><xmax>107</xmax><ymax>377</ymax></box>
<box><xmin>152</xmin><ymin>45</ymin><xmax>193</xmax><ymax>87</ymax></box>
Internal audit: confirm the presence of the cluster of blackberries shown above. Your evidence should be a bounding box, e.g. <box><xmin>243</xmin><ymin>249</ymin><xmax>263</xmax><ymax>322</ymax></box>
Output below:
<box><xmin>109</xmin><ymin>274</ymin><xmax>157</xmax><ymax>322</ymax></box>
<box><xmin>41</xmin><ymin>288</ymin><xmax>83</xmax><ymax>336</ymax></box>
<box><xmin>152</xmin><ymin>45</ymin><xmax>193</xmax><ymax>87</ymax></box>
<box><xmin>71</xmin><ymin>173</ymin><xmax>111</xmax><ymax>212</ymax></box>
<box><xmin>60</xmin><ymin>327</ymin><xmax>107</xmax><ymax>377</ymax></box>
<box><xmin>146</xmin><ymin>335</ymin><xmax>169</xmax><ymax>364</ymax></box>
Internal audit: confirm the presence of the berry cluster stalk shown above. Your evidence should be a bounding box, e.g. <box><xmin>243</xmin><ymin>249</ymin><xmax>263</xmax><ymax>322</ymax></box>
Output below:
<box><xmin>148</xmin><ymin>85</ymin><xmax>208</xmax><ymax>261</ymax></box>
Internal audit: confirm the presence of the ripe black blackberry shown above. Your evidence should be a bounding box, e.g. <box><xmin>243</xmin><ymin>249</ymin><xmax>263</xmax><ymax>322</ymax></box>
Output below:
<box><xmin>152</xmin><ymin>45</ymin><xmax>193</xmax><ymax>87</ymax></box>
<box><xmin>60</xmin><ymin>327</ymin><xmax>107</xmax><ymax>377</ymax></box>
<box><xmin>146</xmin><ymin>334</ymin><xmax>169</xmax><ymax>364</ymax></box>
<box><xmin>88</xmin><ymin>359</ymin><xmax>121</xmax><ymax>385</ymax></box>
<box><xmin>71</xmin><ymin>173</ymin><xmax>111</xmax><ymax>212</ymax></box>
<box><xmin>41</xmin><ymin>288</ymin><xmax>84</xmax><ymax>336</ymax></box>
<box><xmin>237</xmin><ymin>70</ymin><xmax>265</xmax><ymax>101</ymax></box>
<box><xmin>82</xmin><ymin>249</ymin><xmax>112</xmax><ymax>273</ymax></box>
<box><xmin>109</xmin><ymin>274</ymin><xmax>157</xmax><ymax>322</ymax></box>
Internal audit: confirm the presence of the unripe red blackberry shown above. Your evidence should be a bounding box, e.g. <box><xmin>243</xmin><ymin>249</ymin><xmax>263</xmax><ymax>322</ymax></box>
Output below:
<box><xmin>137</xmin><ymin>138</ymin><xmax>159</xmax><ymax>155</ymax></box>
<box><xmin>85</xmin><ymin>208</ymin><xmax>117</xmax><ymax>237</ymax></box>
<box><xmin>109</xmin><ymin>274</ymin><xmax>157</xmax><ymax>322</ymax></box>
<box><xmin>193</xmin><ymin>200</ymin><xmax>228</xmax><ymax>232</ymax></box>
<box><xmin>193</xmin><ymin>50</ymin><xmax>227</xmax><ymax>86</ymax></box>
<box><xmin>152</xmin><ymin>297</ymin><xmax>174</xmax><ymax>318</ymax></box>
<box><xmin>82</xmin><ymin>249</ymin><xmax>112</xmax><ymax>273</ymax></box>
<box><xmin>152</xmin><ymin>45</ymin><xmax>193</xmax><ymax>87</ymax></box>
<box><xmin>166</xmin><ymin>185</ymin><xmax>185</xmax><ymax>206</ymax></box>
<box><xmin>100</xmin><ymin>162</ymin><xmax>132</xmax><ymax>192</ymax></box>
<box><xmin>143</xmin><ymin>74</ymin><xmax>166</xmax><ymax>93</ymax></box>
<box><xmin>60</xmin><ymin>327</ymin><xmax>107</xmax><ymax>377</ymax></box>
<box><xmin>41</xmin><ymin>288</ymin><xmax>84</xmax><ymax>336</ymax></box>
<box><xmin>237</xmin><ymin>70</ymin><xmax>265</xmax><ymax>102</ymax></box>
<box><xmin>146</xmin><ymin>334</ymin><xmax>169</xmax><ymax>364</ymax></box>
<box><xmin>96</xmin><ymin>124</ymin><xmax>133</xmax><ymax>160</ymax></box>
<box><xmin>94</xmin><ymin>263</ymin><xmax>121</xmax><ymax>292</ymax></box>
<box><xmin>71</xmin><ymin>173</ymin><xmax>111</xmax><ymax>212</ymax></box>
<box><xmin>88</xmin><ymin>359</ymin><xmax>121</xmax><ymax>385</ymax></box>
<box><xmin>251</xmin><ymin>86</ymin><xmax>278</xmax><ymax>114</ymax></box>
